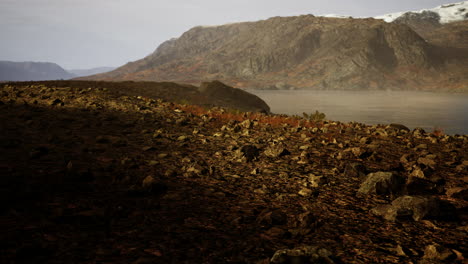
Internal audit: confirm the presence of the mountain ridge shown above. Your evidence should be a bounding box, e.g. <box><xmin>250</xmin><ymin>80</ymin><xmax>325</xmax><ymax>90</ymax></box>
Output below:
<box><xmin>82</xmin><ymin>3</ymin><xmax>468</xmax><ymax>92</ymax></box>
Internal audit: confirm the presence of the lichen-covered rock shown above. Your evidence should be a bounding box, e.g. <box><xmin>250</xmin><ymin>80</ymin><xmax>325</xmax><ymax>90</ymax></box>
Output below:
<box><xmin>264</xmin><ymin>144</ymin><xmax>290</xmax><ymax>158</ymax></box>
<box><xmin>358</xmin><ymin>171</ymin><xmax>405</xmax><ymax>195</ymax></box>
<box><xmin>420</xmin><ymin>243</ymin><xmax>458</xmax><ymax>263</ymax></box>
<box><xmin>371</xmin><ymin>196</ymin><xmax>457</xmax><ymax>221</ymax></box>
<box><xmin>270</xmin><ymin>245</ymin><xmax>334</xmax><ymax>264</ymax></box>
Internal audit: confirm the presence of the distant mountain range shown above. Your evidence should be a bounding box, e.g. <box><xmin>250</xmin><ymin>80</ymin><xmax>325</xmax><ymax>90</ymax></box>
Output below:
<box><xmin>67</xmin><ymin>67</ymin><xmax>116</xmax><ymax>78</ymax></box>
<box><xmin>0</xmin><ymin>61</ymin><xmax>115</xmax><ymax>81</ymax></box>
<box><xmin>82</xmin><ymin>1</ymin><xmax>468</xmax><ymax>91</ymax></box>
<box><xmin>0</xmin><ymin>61</ymin><xmax>74</xmax><ymax>81</ymax></box>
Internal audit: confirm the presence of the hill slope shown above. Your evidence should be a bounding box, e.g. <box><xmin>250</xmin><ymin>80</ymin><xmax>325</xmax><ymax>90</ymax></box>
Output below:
<box><xmin>83</xmin><ymin>14</ymin><xmax>467</xmax><ymax>91</ymax></box>
<box><xmin>0</xmin><ymin>61</ymin><xmax>74</xmax><ymax>81</ymax></box>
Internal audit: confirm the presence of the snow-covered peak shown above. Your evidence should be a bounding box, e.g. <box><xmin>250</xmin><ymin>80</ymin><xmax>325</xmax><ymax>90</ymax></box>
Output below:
<box><xmin>321</xmin><ymin>14</ymin><xmax>353</xmax><ymax>19</ymax></box>
<box><xmin>375</xmin><ymin>1</ymin><xmax>468</xmax><ymax>24</ymax></box>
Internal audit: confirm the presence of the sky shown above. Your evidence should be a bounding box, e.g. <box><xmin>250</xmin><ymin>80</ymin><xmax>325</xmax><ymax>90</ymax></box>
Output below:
<box><xmin>0</xmin><ymin>0</ymin><xmax>461</xmax><ymax>69</ymax></box>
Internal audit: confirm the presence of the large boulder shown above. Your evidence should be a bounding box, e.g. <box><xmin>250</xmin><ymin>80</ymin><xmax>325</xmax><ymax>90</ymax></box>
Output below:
<box><xmin>358</xmin><ymin>171</ymin><xmax>405</xmax><ymax>195</ymax></box>
<box><xmin>371</xmin><ymin>196</ymin><xmax>457</xmax><ymax>221</ymax></box>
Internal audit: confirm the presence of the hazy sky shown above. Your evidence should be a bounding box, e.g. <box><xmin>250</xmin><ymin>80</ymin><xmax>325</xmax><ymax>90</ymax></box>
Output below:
<box><xmin>0</xmin><ymin>0</ymin><xmax>460</xmax><ymax>69</ymax></box>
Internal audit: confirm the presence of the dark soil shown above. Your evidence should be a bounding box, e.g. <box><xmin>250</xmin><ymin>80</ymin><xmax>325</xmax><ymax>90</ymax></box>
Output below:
<box><xmin>0</xmin><ymin>82</ymin><xmax>467</xmax><ymax>263</ymax></box>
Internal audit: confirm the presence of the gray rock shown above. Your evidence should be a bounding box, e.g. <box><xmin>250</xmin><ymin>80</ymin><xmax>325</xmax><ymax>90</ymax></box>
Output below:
<box><xmin>358</xmin><ymin>172</ymin><xmax>405</xmax><ymax>195</ymax></box>
<box><xmin>270</xmin><ymin>246</ymin><xmax>334</xmax><ymax>264</ymax></box>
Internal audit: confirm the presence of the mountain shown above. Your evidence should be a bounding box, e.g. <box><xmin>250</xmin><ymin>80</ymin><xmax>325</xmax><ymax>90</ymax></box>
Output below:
<box><xmin>0</xmin><ymin>61</ymin><xmax>75</xmax><ymax>81</ymax></box>
<box><xmin>83</xmin><ymin>3</ymin><xmax>468</xmax><ymax>91</ymax></box>
<box><xmin>68</xmin><ymin>66</ymin><xmax>116</xmax><ymax>78</ymax></box>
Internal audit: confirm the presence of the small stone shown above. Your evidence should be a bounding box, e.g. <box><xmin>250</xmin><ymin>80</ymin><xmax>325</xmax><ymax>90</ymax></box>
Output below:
<box><xmin>308</xmin><ymin>174</ymin><xmax>328</xmax><ymax>187</ymax></box>
<box><xmin>251</xmin><ymin>168</ymin><xmax>260</xmax><ymax>175</ymax></box>
<box><xmin>395</xmin><ymin>245</ymin><xmax>407</xmax><ymax>256</ymax></box>
<box><xmin>142</xmin><ymin>176</ymin><xmax>156</xmax><ymax>188</ymax></box>
<box><xmin>298</xmin><ymin>188</ymin><xmax>313</xmax><ymax>197</ymax></box>
<box><xmin>264</xmin><ymin>144</ymin><xmax>290</xmax><ymax>158</ymax></box>
<box><xmin>410</xmin><ymin>167</ymin><xmax>425</xmax><ymax>179</ymax></box>
<box><xmin>264</xmin><ymin>227</ymin><xmax>287</xmax><ymax>238</ymax></box>
<box><xmin>142</xmin><ymin>146</ymin><xmax>156</xmax><ymax>152</ymax></box>
<box><xmin>51</xmin><ymin>99</ymin><xmax>64</xmax><ymax>106</ymax></box>
<box><xmin>418</xmin><ymin>157</ymin><xmax>436</xmax><ymax>169</ymax></box>
<box><xmin>177</xmin><ymin>136</ymin><xmax>187</xmax><ymax>141</ymax></box>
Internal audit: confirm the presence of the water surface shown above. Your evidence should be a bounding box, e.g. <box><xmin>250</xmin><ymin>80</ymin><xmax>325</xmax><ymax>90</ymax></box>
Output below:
<box><xmin>249</xmin><ymin>90</ymin><xmax>468</xmax><ymax>135</ymax></box>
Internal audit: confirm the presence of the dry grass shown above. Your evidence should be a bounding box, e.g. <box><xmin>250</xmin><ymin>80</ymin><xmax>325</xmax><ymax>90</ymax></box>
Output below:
<box><xmin>178</xmin><ymin>103</ymin><xmax>326</xmax><ymax>129</ymax></box>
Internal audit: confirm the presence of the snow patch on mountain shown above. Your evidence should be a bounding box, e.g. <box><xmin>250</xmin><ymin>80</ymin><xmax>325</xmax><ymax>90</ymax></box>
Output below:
<box><xmin>375</xmin><ymin>1</ymin><xmax>468</xmax><ymax>24</ymax></box>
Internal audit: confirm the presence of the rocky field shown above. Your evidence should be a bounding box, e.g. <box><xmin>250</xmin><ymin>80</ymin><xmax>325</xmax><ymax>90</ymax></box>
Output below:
<box><xmin>0</xmin><ymin>81</ymin><xmax>467</xmax><ymax>263</ymax></box>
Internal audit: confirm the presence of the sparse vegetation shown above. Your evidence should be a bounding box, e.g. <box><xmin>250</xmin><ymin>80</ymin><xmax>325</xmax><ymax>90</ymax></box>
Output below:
<box><xmin>303</xmin><ymin>110</ymin><xmax>326</xmax><ymax>122</ymax></box>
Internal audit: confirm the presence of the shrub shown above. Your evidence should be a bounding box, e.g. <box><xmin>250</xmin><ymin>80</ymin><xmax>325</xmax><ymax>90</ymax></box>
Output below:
<box><xmin>303</xmin><ymin>110</ymin><xmax>326</xmax><ymax>122</ymax></box>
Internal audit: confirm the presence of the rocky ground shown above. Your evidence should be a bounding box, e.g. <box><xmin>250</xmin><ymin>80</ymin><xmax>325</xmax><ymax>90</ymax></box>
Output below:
<box><xmin>0</xmin><ymin>82</ymin><xmax>467</xmax><ymax>263</ymax></box>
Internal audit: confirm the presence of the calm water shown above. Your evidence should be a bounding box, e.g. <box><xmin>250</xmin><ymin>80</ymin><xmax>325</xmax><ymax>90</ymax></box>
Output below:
<box><xmin>249</xmin><ymin>90</ymin><xmax>468</xmax><ymax>135</ymax></box>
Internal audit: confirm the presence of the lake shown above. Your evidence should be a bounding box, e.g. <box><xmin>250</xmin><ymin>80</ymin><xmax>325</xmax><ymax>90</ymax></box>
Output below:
<box><xmin>249</xmin><ymin>90</ymin><xmax>468</xmax><ymax>135</ymax></box>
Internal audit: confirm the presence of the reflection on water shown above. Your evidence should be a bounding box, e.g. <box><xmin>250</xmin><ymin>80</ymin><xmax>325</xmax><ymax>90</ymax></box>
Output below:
<box><xmin>249</xmin><ymin>90</ymin><xmax>468</xmax><ymax>135</ymax></box>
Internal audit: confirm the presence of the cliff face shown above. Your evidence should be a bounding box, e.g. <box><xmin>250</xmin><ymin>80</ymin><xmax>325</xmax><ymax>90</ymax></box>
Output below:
<box><xmin>84</xmin><ymin>15</ymin><xmax>467</xmax><ymax>91</ymax></box>
<box><xmin>0</xmin><ymin>61</ymin><xmax>74</xmax><ymax>81</ymax></box>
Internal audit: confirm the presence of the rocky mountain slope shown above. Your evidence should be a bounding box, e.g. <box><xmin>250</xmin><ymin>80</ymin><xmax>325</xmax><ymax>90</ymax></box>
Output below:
<box><xmin>1</xmin><ymin>81</ymin><xmax>467</xmax><ymax>263</ymax></box>
<box><xmin>83</xmin><ymin>3</ymin><xmax>468</xmax><ymax>91</ymax></box>
<box><xmin>0</xmin><ymin>61</ymin><xmax>75</xmax><ymax>81</ymax></box>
